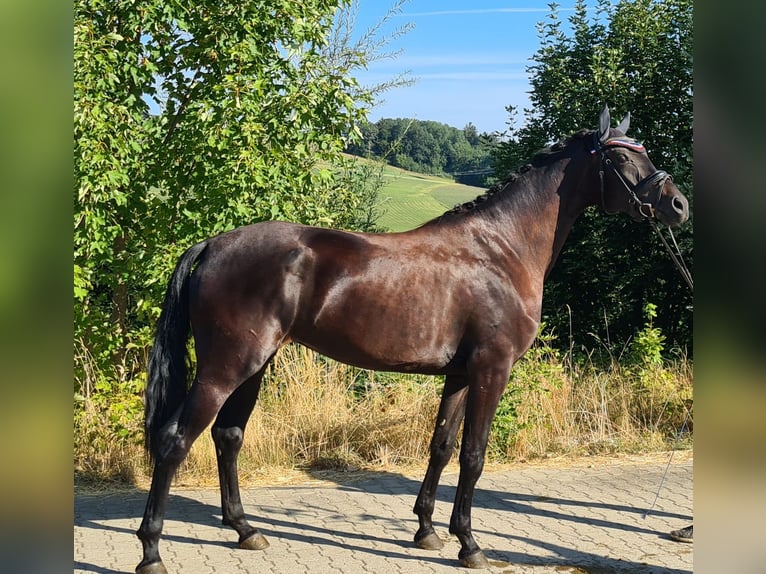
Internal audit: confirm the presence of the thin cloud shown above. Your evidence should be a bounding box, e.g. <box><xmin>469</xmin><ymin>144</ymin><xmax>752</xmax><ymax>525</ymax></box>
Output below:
<box><xmin>418</xmin><ymin>71</ymin><xmax>528</xmax><ymax>81</ymax></box>
<box><xmin>400</xmin><ymin>7</ymin><xmax>574</xmax><ymax>17</ymax></box>
<box><xmin>361</xmin><ymin>71</ymin><xmax>527</xmax><ymax>85</ymax></box>
<box><xmin>403</xmin><ymin>54</ymin><xmax>530</xmax><ymax>67</ymax></box>
<box><xmin>371</xmin><ymin>53</ymin><xmax>531</xmax><ymax>69</ymax></box>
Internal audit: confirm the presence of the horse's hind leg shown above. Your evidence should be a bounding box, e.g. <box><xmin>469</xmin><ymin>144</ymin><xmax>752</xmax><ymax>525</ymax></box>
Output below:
<box><xmin>136</xmin><ymin>379</ymin><xmax>243</xmax><ymax>574</ymax></box>
<box><xmin>211</xmin><ymin>367</ymin><xmax>270</xmax><ymax>550</ymax></box>
<box><xmin>413</xmin><ymin>375</ymin><xmax>468</xmax><ymax>550</ymax></box>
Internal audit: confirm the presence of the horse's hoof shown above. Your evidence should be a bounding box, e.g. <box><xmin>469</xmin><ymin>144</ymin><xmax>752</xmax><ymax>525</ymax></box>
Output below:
<box><xmin>414</xmin><ymin>530</ymin><xmax>444</xmax><ymax>550</ymax></box>
<box><xmin>239</xmin><ymin>531</ymin><xmax>270</xmax><ymax>550</ymax></box>
<box><xmin>459</xmin><ymin>550</ymin><xmax>490</xmax><ymax>569</ymax></box>
<box><xmin>136</xmin><ymin>561</ymin><xmax>168</xmax><ymax>574</ymax></box>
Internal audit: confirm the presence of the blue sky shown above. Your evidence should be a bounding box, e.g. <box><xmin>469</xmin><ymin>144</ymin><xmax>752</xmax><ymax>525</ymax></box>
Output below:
<box><xmin>351</xmin><ymin>1</ymin><xmax>577</xmax><ymax>134</ymax></box>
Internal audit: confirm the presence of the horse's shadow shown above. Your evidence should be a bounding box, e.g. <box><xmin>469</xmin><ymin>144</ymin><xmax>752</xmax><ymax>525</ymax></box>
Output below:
<box><xmin>75</xmin><ymin>482</ymin><xmax>460</xmax><ymax>573</ymax></box>
<box><xmin>75</xmin><ymin>468</ymin><xmax>691</xmax><ymax>574</ymax></box>
<box><xmin>309</xmin><ymin>467</ymin><xmax>692</xmax><ymax>572</ymax></box>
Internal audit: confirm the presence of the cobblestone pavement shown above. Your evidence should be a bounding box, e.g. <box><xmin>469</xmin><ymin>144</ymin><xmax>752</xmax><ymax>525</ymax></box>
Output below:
<box><xmin>74</xmin><ymin>457</ymin><xmax>692</xmax><ymax>573</ymax></box>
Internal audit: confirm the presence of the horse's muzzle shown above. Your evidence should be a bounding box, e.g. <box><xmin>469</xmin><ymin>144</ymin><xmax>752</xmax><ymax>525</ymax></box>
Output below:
<box><xmin>654</xmin><ymin>181</ymin><xmax>690</xmax><ymax>227</ymax></box>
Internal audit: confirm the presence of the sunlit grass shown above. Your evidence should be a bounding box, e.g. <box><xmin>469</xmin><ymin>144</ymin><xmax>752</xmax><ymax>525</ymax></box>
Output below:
<box><xmin>375</xmin><ymin>164</ymin><xmax>480</xmax><ymax>231</ymax></box>
<box><xmin>75</xmin><ymin>341</ymin><xmax>692</xmax><ymax>486</ymax></box>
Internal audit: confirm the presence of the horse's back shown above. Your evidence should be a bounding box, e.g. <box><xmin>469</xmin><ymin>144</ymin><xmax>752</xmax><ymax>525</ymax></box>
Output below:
<box><xmin>188</xmin><ymin>220</ymin><xmax>381</xmax><ymax>331</ymax></box>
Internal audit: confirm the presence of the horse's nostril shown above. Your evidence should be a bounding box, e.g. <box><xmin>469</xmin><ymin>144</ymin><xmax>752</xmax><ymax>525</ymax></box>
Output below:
<box><xmin>672</xmin><ymin>196</ymin><xmax>686</xmax><ymax>214</ymax></box>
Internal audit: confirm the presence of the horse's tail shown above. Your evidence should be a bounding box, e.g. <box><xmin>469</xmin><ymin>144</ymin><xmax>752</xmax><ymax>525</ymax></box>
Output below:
<box><xmin>144</xmin><ymin>240</ymin><xmax>208</xmax><ymax>459</ymax></box>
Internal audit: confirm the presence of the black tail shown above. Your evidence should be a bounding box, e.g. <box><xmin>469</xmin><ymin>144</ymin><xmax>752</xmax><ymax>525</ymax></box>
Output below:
<box><xmin>144</xmin><ymin>241</ymin><xmax>208</xmax><ymax>459</ymax></box>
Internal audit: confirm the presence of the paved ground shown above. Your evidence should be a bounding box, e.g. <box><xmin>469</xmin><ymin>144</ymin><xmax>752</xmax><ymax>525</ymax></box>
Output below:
<box><xmin>74</xmin><ymin>456</ymin><xmax>692</xmax><ymax>574</ymax></box>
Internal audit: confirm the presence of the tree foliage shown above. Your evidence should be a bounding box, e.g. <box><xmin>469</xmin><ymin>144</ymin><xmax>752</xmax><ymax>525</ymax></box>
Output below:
<box><xmin>74</xmin><ymin>0</ymin><xmax>390</xmax><ymax>383</ymax></box>
<box><xmin>493</xmin><ymin>0</ymin><xmax>693</xmax><ymax>355</ymax></box>
<box><xmin>347</xmin><ymin>118</ymin><xmax>496</xmax><ymax>185</ymax></box>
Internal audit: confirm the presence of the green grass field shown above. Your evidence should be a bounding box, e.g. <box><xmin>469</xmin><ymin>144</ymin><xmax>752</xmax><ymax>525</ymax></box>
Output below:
<box><xmin>375</xmin><ymin>164</ymin><xmax>484</xmax><ymax>232</ymax></box>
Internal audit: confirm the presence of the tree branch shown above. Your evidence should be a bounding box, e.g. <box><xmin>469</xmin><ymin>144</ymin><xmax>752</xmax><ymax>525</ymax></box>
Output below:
<box><xmin>162</xmin><ymin>69</ymin><xmax>203</xmax><ymax>147</ymax></box>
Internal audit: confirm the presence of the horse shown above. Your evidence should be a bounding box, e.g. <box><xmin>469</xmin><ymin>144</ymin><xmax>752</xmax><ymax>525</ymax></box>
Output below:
<box><xmin>136</xmin><ymin>106</ymin><xmax>689</xmax><ymax>573</ymax></box>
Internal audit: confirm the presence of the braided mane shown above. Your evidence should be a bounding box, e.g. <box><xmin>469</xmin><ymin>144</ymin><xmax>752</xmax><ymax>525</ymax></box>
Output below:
<box><xmin>442</xmin><ymin>129</ymin><xmax>592</xmax><ymax>217</ymax></box>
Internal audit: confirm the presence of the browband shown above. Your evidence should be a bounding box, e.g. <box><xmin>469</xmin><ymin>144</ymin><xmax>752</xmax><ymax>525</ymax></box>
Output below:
<box><xmin>591</xmin><ymin>137</ymin><xmax>646</xmax><ymax>154</ymax></box>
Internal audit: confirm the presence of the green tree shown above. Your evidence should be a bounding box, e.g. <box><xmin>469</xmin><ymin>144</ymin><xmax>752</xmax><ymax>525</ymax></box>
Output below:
<box><xmin>347</xmin><ymin>117</ymin><xmax>495</xmax><ymax>184</ymax></box>
<box><xmin>493</xmin><ymin>0</ymin><xmax>693</xmax><ymax>355</ymax></box>
<box><xmin>74</xmin><ymin>0</ymin><xmax>399</xmax><ymax>385</ymax></box>
<box><xmin>463</xmin><ymin>123</ymin><xmax>480</xmax><ymax>146</ymax></box>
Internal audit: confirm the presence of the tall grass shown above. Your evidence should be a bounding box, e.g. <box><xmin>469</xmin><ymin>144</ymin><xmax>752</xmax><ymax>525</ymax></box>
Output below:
<box><xmin>75</xmin><ymin>329</ymin><xmax>692</xmax><ymax>485</ymax></box>
<box><xmin>486</xmin><ymin>340</ymin><xmax>693</xmax><ymax>463</ymax></box>
<box><xmin>181</xmin><ymin>346</ymin><xmax>441</xmax><ymax>482</ymax></box>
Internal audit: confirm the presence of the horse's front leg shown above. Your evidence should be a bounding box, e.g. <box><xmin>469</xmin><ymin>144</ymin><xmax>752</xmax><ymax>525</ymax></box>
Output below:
<box><xmin>449</xmin><ymin>363</ymin><xmax>511</xmax><ymax>569</ymax></box>
<box><xmin>413</xmin><ymin>375</ymin><xmax>468</xmax><ymax>550</ymax></box>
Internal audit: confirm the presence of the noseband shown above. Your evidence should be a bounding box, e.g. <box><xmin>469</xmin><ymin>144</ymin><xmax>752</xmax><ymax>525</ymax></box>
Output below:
<box><xmin>591</xmin><ymin>134</ymin><xmax>672</xmax><ymax>219</ymax></box>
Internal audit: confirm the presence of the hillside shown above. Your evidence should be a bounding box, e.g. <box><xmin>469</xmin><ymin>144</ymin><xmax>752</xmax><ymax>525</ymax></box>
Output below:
<box><xmin>375</xmin><ymin>163</ymin><xmax>484</xmax><ymax>232</ymax></box>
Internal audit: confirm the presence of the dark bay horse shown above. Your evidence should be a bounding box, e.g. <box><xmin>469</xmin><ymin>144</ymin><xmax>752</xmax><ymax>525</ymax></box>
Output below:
<box><xmin>136</xmin><ymin>106</ymin><xmax>689</xmax><ymax>573</ymax></box>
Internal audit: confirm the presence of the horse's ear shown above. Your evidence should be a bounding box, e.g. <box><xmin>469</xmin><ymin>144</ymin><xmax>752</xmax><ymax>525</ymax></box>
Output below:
<box><xmin>616</xmin><ymin>112</ymin><xmax>631</xmax><ymax>135</ymax></box>
<box><xmin>598</xmin><ymin>105</ymin><xmax>611</xmax><ymax>143</ymax></box>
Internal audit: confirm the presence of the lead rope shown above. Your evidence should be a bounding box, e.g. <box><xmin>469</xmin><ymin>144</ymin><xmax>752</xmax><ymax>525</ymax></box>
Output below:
<box><xmin>642</xmin><ymin>221</ymin><xmax>693</xmax><ymax>519</ymax></box>
<box><xmin>642</xmin><ymin>406</ymin><xmax>692</xmax><ymax>519</ymax></box>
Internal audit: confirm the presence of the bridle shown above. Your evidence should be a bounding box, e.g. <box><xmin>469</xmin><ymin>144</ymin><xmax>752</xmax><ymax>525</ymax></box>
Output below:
<box><xmin>591</xmin><ymin>133</ymin><xmax>672</xmax><ymax>220</ymax></box>
<box><xmin>591</xmin><ymin>133</ymin><xmax>693</xmax><ymax>291</ymax></box>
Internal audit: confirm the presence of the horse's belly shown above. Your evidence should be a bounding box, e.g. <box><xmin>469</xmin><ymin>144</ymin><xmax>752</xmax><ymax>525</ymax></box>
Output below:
<box><xmin>291</xmin><ymin>307</ymin><xmax>464</xmax><ymax>374</ymax></box>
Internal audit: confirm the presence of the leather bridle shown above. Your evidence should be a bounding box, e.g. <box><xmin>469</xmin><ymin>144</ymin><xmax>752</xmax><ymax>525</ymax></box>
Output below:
<box><xmin>591</xmin><ymin>133</ymin><xmax>692</xmax><ymax>290</ymax></box>
<box><xmin>591</xmin><ymin>134</ymin><xmax>672</xmax><ymax>220</ymax></box>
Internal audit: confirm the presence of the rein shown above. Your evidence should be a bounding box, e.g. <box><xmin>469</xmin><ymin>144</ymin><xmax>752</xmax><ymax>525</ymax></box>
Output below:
<box><xmin>591</xmin><ymin>132</ymin><xmax>693</xmax><ymax>519</ymax></box>
<box><xmin>650</xmin><ymin>221</ymin><xmax>694</xmax><ymax>291</ymax></box>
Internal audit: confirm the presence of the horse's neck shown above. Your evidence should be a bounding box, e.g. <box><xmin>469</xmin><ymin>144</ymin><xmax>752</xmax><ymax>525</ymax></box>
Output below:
<box><xmin>544</xmin><ymin>195</ymin><xmax>583</xmax><ymax>278</ymax></box>
<box><xmin>481</xmin><ymin>158</ymin><xmax>593</xmax><ymax>280</ymax></box>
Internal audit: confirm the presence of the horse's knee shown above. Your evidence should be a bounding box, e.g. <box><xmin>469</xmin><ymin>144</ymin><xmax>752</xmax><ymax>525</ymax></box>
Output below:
<box><xmin>429</xmin><ymin>438</ymin><xmax>455</xmax><ymax>466</ymax></box>
<box><xmin>458</xmin><ymin>448</ymin><xmax>485</xmax><ymax>475</ymax></box>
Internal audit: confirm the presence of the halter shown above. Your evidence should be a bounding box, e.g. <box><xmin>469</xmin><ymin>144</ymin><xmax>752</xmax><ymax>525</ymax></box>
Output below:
<box><xmin>591</xmin><ymin>133</ymin><xmax>672</xmax><ymax>220</ymax></box>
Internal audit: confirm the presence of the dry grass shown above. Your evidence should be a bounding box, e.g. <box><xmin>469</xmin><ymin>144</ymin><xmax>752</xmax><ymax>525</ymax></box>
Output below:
<box><xmin>488</xmin><ymin>353</ymin><xmax>693</xmax><ymax>462</ymax></box>
<box><xmin>74</xmin><ymin>394</ymin><xmax>145</xmax><ymax>485</ymax></box>
<box><xmin>74</xmin><ymin>343</ymin><xmax>693</xmax><ymax>487</ymax></box>
<box><xmin>179</xmin><ymin>345</ymin><xmax>441</xmax><ymax>484</ymax></box>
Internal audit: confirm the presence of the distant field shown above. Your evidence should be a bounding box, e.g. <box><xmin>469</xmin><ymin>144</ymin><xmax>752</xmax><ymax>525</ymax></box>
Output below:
<box><xmin>375</xmin><ymin>164</ymin><xmax>484</xmax><ymax>232</ymax></box>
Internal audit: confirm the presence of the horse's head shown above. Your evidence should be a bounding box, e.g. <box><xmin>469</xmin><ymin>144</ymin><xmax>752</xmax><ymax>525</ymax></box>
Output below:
<box><xmin>592</xmin><ymin>105</ymin><xmax>689</xmax><ymax>227</ymax></box>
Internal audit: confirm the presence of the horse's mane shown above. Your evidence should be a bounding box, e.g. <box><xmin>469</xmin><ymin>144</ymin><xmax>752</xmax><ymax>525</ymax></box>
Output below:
<box><xmin>427</xmin><ymin>129</ymin><xmax>592</xmax><ymax>224</ymax></box>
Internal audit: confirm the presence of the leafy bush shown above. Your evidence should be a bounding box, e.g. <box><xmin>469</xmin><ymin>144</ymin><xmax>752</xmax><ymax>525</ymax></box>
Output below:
<box><xmin>625</xmin><ymin>303</ymin><xmax>693</xmax><ymax>434</ymax></box>
<box><xmin>489</xmin><ymin>327</ymin><xmax>567</xmax><ymax>460</ymax></box>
